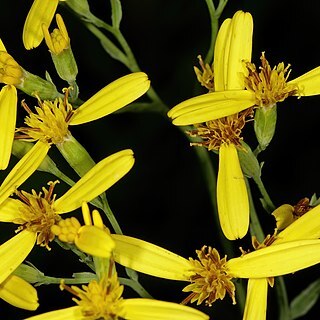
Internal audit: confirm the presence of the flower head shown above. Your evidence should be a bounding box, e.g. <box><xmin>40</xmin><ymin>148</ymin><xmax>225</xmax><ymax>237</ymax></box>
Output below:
<box><xmin>110</xmin><ymin>234</ymin><xmax>320</xmax><ymax>307</ymax></box>
<box><xmin>16</xmin><ymin>72</ymin><xmax>150</xmax><ymax>145</ymax></box>
<box><xmin>0</xmin><ymin>149</ymin><xmax>134</xmax><ymax>284</ymax></box>
<box><xmin>168</xmin><ymin>12</ymin><xmax>320</xmax><ymax>126</ymax></box>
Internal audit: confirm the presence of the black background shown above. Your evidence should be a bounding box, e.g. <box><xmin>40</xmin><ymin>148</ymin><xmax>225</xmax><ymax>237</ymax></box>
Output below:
<box><xmin>1</xmin><ymin>0</ymin><xmax>320</xmax><ymax>319</ymax></box>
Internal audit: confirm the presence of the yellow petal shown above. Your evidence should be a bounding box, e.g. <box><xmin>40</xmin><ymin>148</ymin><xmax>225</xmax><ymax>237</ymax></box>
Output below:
<box><xmin>0</xmin><ymin>141</ymin><xmax>50</xmax><ymax>206</ymax></box>
<box><xmin>0</xmin><ymin>85</ymin><xmax>17</xmax><ymax>170</ymax></box>
<box><xmin>0</xmin><ymin>198</ymin><xmax>22</xmax><ymax>222</ymax></box>
<box><xmin>23</xmin><ymin>0</ymin><xmax>59</xmax><ymax>49</ymax></box>
<box><xmin>213</xmin><ymin>18</ymin><xmax>231</xmax><ymax>91</ymax></box>
<box><xmin>111</xmin><ymin>234</ymin><xmax>192</xmax><ymax>281</ymax></box>
<box><xmin>0</xmin><ymin>274</ymin><xmax>38</xmax><ymax>310</ymax></box>
<box><xmin>226</xmin><ymin>11</ymin><xmax>253</xmax><ymax>90</ymax></box>
<box><xmin>217</xmin><ymin>144</ymin><xmax>249</xmax><ymax>240</ymax></box>
<box><xmin>274</xmin><ymin>204</ymin><xmax>320</xmax><ymax>243</ymax></box>
<box><xmin>69</xmin><ymin>72</ymin><xmax>150</xmax><ymax>125</ymax></box>
<box><xmin>0</xmin><ymin>230</ymin><xmax>36</xmax><ymax>283</ymax></box>
<box><xmin>0</xmin><ymin>38</ymin><xmax>7</xmax><ymax>51</ymax></box>
<box><xmin>75</xmin><ymin>225</ymin><xmax>115</xmax><ymax>258</ymax></box>
<box><xmin>120</xmin><ymin>298</ymin><xmax>209</xmax><ymax>320</ymax></box>
<box><xmin>54</xmin><ymin>149</ymin><xmax>134</xmax><ymax>213</ymax></box>
<box><xmin>289</xmin><ymin>66</ymin><xmax>320</xmax><ymax>96</ymax></box>
<box><xmin>243</xmin><ymin>279</ymin><xmax>268</xmax><ymax>320</ymax></box>
<box><xmin>227</xmin><ymin>239</ymin><xmax>320</xmax><ymax>278</ymax></box>
<box><xmin>24</xmin><ymin>306</ymin><xmax>82</xmax><ymax>320</ymax></box>
<box><xmin>167</xmin><ymin>90</ymin><xmax>255</xmax><ymax>126</ymax></box>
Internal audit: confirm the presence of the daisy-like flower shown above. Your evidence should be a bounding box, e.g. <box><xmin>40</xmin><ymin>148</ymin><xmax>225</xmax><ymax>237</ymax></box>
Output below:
<box><xmin>0</xmin><ymin>274</ymin><xmax>38</xmax><ymax>311</ymax></box>
<box><xmin>243</xmin><ymin>202</ymin><xmax>320</xmax><ymax>320</ymax></box>
<box><xmin>23</xmin><ymin>268</ymin><xmax>209</xmax><ymax>320</ymax></box>
<box><xmin>23</xmin><ymin>0</ymin><xmax>63</xmax><ymax>50</ymax></box>
<box><xmin>107</xmin><ymin>233</ymin><xmax>320</xmax><ymax>308</ymax></box>
<box><xmin>0</xmin><ymin>149</ymin><xmax>134</xmax><ymax>285</ymax></box>
<box><xmin>171</xmin><ymin>11</ymin><xmax>254</xmax><ymax>240</ymax></box>
<box><xmin>168</xmin><ymin>13</ymin><xmax>320</xmax><ymax>126</ymax></box>
<box><xmin>15</xmin><ymin>72</ymin><xmax>150</xmax><ymax>176</ymax></box>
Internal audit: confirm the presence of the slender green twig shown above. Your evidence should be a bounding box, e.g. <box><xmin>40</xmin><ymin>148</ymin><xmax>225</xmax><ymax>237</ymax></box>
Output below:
<box><xmin>252</xmin><ymin>175</ymin><xmax>276</xmax><ymax>213</ymax></box>
<box><xmin>119</xmin><ymin>277</ymin><xmax>153</xmax><ymax>298</ymax></box>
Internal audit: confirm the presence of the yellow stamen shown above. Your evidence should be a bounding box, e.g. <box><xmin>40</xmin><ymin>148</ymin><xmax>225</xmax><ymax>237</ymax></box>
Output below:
<box><xmin>16</xmin><ymin>93</ymin><xmax>74</xmax><ymax>144</ymax></box>
<box><xmin>67</xmin><ymin>274</ymin><xmax>124</xmax><ymax>319</ymax></box>
<box><xmin>244</xmin><ymin>52</ymin><xmax>299</xmax><ymax>107</ymax></box>
<box><xmin>194</xmin><ymin>55</ymin><xmax>215</xmax><ymax>91</ymax></box>
<box><xmin>183</xmin><ymin>246</ymin><xmax>235</xmax><ymax>306</ymax></box>
<box><xmin>14</xmin><ymin>181</ymin><xmax>61</xmax><ymax>250</ymax></box>
<box><xmin>187</xmin><ymin>109</ymin><xmax>253</xmax><ymax>150</ymax></box>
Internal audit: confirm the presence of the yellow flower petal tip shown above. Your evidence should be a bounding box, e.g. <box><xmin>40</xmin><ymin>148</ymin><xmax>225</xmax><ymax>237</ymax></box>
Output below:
<box><xmin>23</xmin><ymin>0</ymin><xmax>59</xmax><ymax>49</ymax></box>
<box><xmin>70</xmin><ymin>72</ymin><xmax>151</xmax><ymax>125</ymax></box>
<box><xmin>0</xmin><ymin>275</ymin><xmax>39</xmax><ymax>310</ymax></box>
<box><xmin>217</xmin><ymin>143</ymin><xmax>249</xmax><ymax>240</ymax></box>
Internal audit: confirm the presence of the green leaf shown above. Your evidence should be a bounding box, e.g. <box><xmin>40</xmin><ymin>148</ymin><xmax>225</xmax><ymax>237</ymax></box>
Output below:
<box><xmin>290</xmin><ymin>278</ymin><xmax>320</xmax><ymax>319</ymax></box>
<box><xmin>110</xmin><ymin>0</ymin><xmax>122</xmax><ymax>29</ymax></box>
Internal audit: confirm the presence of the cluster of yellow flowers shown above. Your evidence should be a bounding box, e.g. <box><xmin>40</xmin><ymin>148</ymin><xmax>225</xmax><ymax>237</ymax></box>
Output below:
<box><xmin>1</xmin><ymin>1</ymin><xmax>320</xmax><ymax>320</ymax></box>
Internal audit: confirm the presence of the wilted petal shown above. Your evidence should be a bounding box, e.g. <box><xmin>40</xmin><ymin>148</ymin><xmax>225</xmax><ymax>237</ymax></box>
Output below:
<box><xmin>24</xmin><ymin>306</ymin><xmax>82</xmax><ymax>320</ymax></box>
<box><xmin>225</xmin><ymin>11</ymin><xmax>253</xmax><ymax>90</ymax></box>
<box><xmin>0</xmin><ymin>85</ymin><xmax>17</xmax><ymax>169</ymax></box>
<box><xmin>0</xmin><ymin>198</ymin><xmax>22</xmax><ymax>223</ymax></box>
<box><xmin>289</xmin><ymin>66</ymin><xmax>320</xmax><ymax>96</ymax></box>
<box><xmin>243</xmin><ymin>279</ymin><xmax>268</xmax><ymax>320</ymax></box>
<box><xmin>167</xmin><ymin>90</ymin><xmax>255</xmax><ymax>126</ymax></box>
<box><xmin>227</xmin><ymin>239</ymin><xmax>320</xmax><ymax>278</ymax></box>
<box><xmin>272</xmin><ymin>204</ymin><xmax>295</xmax><ymax>231</ymax></box>
<box><xmin>217</xmin><ymin>143</ymin><xmax>249</xmax><ymax>240</ymax></box>
<box><xmin>0</xmin><ymin>141</ymin><xmax>50</xmax><ymax>206</ymax></box>
<box><xmin>75</xmin><ymin>225</ymin><xmax>115</xmax><ymax>258</ymax></box>
<box><xmin>23</xmin><ymin>0</ymin><xmax>59</xmax><ymax>49</ymax></box>
<box><xmin>69</xmin><ymin>72</ymin><xmax>150</xmax><ymax>125</ymax></box>
<box><xmin>54</xmin><ymin>149</ymin><xmax>134</xmax><ymax>213</ymax></box>
<box><xmin>120</xmin><ymin>298</ymin><xmax>209</xmax><ymax>320</ymax></box>
<box><xmin>0</xmin><ymin>274</ymin><xmax>38</xmax><ymax>310</ymax></box>
<box><xmin>111</xmin><ymin>234</ymin><xmax>193</xmax><ymax>281</ymax></box>
<box><xmin>0</xmin><ymin>230</ymin><xmax>36</xmax><ymax>283</ymax></box>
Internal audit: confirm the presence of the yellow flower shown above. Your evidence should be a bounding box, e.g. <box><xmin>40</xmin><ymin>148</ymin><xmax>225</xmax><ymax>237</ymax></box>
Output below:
<box><xmin>23</xmin><ymin>0</ymin><xmax>62</xmax><ymax>50</ymax></box>
<box><xmin>177</xmin><ymin>11</ymin><xmax>253</xmax><ymax>240</ymax></box>
<box><xmin>109</xmin><ymin>234</ymin><xmax>320</xmax><ymax>308</ymax></box>
<box><xmin>23</xmin><ymin>272</ymin><xmax>209</xmax><ymax>320</ymax></box>
<box><xmin>51</xmin><ymin>202</ymin><xmax>115</xmax><ymax>258</ymax></box>
<box><xmin>243</xmin><ymin>203</ymin><xmax>320</xmax><ymax>320</ymax></box>
<box><xmin>0</xmin><ymin>274</ymin><xmax>38</xmax><ymax>310</ymax></box>
<box><xmin>168</xmin><ymin>14</ymin><xmax>320</xmax><ymax>125</ymax></box>
<box><xmin>0</xmin><ymin>149</ymin><xmax>134</xmax><ymax>284</ymax></box>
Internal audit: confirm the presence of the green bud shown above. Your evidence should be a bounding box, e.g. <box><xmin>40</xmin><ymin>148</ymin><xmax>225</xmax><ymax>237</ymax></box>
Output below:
<box><xmin>238</xmin><ymin>141</ymin><xmax>261</xmax><ymax>180</ymax></box>
<box><xmin>65</xmin><ymin>0</ymin><xmax>91</xmax><ymax>18</ymax></box>
<box><xmin>254</xmin><ymin>105</ymin><xmax>277</xmax><ymax>152</ymax></box>
<box><xmin>13</xmin><ymin>264</ymin><xmax>44</xmax><ymax>284</ymax></box>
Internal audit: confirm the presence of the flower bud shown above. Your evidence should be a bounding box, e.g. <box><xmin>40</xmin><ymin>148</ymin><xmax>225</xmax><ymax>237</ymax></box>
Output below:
<box><xmin>238</xmin><ymin>141</ymin><xmax>261</xmax><ymax>180</ymax></box>
<box><xmin>43</xmin><ymin>14</ymin><xmax>78</xmax><ymax>83</ymax></box>
<box><xmin>0</xmin><ymin>51</ymin><xmax>23</xmax><ymax>86</ymax></box>
<box><xmin>254</xmin><ymin>105</ymin><xmax>277</xmax><ymax>151</ymax></box>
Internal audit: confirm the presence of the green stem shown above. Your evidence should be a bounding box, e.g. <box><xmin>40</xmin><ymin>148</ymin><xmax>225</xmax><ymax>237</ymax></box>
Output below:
<box><xmin>252</xmin><ymin>174</ymin><xmax>276</xmax><ymax>213</ymax></box>
<box><xmin>204</xmin><ymin>0</ymin><xmax>228</xmax><ymax>63</ymax></box>
<box><xmin>119</xmin><ymin>277</ymin><xmax>152</xmax><ymax>298</ymax></box>
<box><xmin>100</xmin><ymin>193</ymin><xmax>123</xmax><ymax>234</ymax></box>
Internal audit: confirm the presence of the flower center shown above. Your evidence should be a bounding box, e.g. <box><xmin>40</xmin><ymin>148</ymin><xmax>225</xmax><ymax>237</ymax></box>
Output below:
<box><xmin>63</xmin><ymin>274</ymin><xmax>124</xmax><ymax>319</ymax></box>
<box><xmin>15</xmin><ymin>90</ymin><xmax>74</xmax><ymax>144</ymax></box>
<box><xmin>187</xmin><ymin>109</ymin><xmax>253</xmax><ymax>150</ymax></box>
<box><xmin>244</xmin><ymin>52</ymin><xmax>299</xmax><ymax>107</ymax></box>
<box><xmin>182</xmin><ymin>245</ymin><xmax>235</xmax><ymax>306</ymax></box>
<box><xmin>15</xmin><ymin>181</ymin><xmax>61</xmax><ymax>250</ymax></box>
<box><xmin>0</xmin><ymin>51</ymin><xmax>23</xmax><ymax>86</ymax></box>
<box><xmin>194</xmin><ymin>55</ymin><xmax>215</xmax><ymax>91</ymax></box>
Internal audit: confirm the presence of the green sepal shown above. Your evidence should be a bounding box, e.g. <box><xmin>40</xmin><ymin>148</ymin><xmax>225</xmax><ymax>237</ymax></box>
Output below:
<box><xmin>254</xmin><ymin>104</ymin><xmax>277</xmax><ymax>152</ymax></box>
<box><xmin>238</xmin><ymin>141</ymin><xmax>261</xmax><ymax>180</ymax></box>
